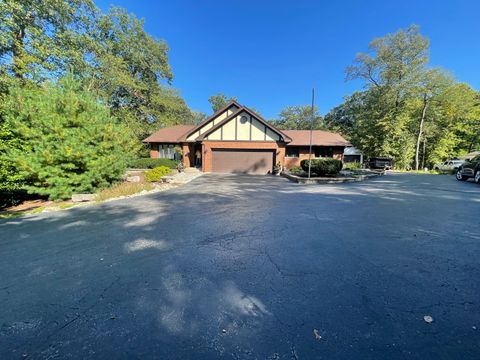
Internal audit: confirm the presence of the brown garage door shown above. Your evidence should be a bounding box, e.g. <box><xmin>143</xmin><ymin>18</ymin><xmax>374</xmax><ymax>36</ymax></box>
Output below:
<box><xmin>211</xmin><ymin>149</ymin><xmax>274</xmax><ymax>174</ymax></box>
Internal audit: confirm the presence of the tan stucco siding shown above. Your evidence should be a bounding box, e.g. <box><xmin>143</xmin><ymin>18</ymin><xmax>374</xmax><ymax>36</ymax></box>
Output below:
<box><xmin>186</xmin><ymin>105</ymin><xmax>239</xmax><ymax>141</ymax></box>
<box><xmin>251</xmin><ymin>119</ymin><xmax>265</xmax><ymax>141</ymax></box>
<box><xmin>207</xmin><ymin>127</ymin><xmax>222</xmax><ymax>140</ymax></box>
<box><xmin>220</xmin><ymin>117</ymin><xmax>236</xmax><ymax>140</ymax></box>
<box><xmin>199</xmin><ymin>121</ymin><xmax>214</xmax><ymax>134</ymax></box>
<box><xmin>205</xmin><ymin>111</ymin><xmax>283</xmax><ymax>141</ymax></box>
<box><xmin>187</xmin><ymin>131</ymin><xmax>200</xmax><ymax>141</ymax></box>
<box><xmin>236</xmin><ymin>112</ymin><xmax>250</xmax><ymax>140</ymax></box>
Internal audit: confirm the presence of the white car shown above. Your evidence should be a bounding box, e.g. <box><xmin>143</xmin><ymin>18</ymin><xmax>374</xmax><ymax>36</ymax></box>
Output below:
<box><xmin>433</xmin><ymin>159</ymin><xmax>464</xmax><ymax>171</ymax></box>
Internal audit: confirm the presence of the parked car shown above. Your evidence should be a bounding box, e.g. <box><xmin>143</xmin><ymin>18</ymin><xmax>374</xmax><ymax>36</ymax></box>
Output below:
<box><xmin>456</xmin><ymin>155</ymin><xmax>480</xmax><ymax>183</ymax></box>
<box><xmin>369</xmin><ymin>157</ymin><xmax>393</xmax><ymax>170</ymax></box>
<box><xmin>433</xmin><ymin>159</ymin><xmax>464</xmax><ymax>171</ymax></box>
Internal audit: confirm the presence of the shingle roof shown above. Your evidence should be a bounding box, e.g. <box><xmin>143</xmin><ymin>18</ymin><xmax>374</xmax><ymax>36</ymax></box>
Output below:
<box><xmin>142</xmin><ymin>125</ymin><xmax>195</xmax><ymax>143</ymax></box>
<box><xmin>282</xmin><ymin>130</ymin><xmax>351</xmax><ymax>146</ymax></box>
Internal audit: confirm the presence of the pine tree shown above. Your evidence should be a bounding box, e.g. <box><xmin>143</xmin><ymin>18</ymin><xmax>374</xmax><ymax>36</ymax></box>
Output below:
<box><xmin>2</xmin><ymin>74</ymin><xmax>138</xmax><ymax>200</ymax></box>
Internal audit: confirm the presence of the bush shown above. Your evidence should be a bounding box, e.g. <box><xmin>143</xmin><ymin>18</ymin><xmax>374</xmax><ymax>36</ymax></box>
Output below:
<box><xmin>344</xmin><ymin>162</ymin><xmax>362</xmax><ymax>170</ymax></box>
<box><xmin>300</xmin><ymin>158</ymin><xmax>343</xmax><ymax>176</ymax></box>
<box><xmin>289</xmin><ymin>166</ymin><xmax>303</xmax><ymax>174</ymax></box>
<box><xmin>2</xmin><ymin>75</ymin><xmax>137</xmax><ymax>200</ymax></box>
<box><xmin>130</xmin><ymin>158</ymin><xmax>177</xmax><ymax>169</ymax></box>
<box><xmin>145</xmin><ymin>166</ymin><xmax>172</xmax><ymax>182</ymax></box>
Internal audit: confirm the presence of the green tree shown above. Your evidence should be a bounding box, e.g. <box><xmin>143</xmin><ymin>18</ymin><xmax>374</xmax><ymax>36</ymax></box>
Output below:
<box><xmin>344</xmin><ymin>25</ymin><xmax>431</xmax><ymax>168</ymax></box>
<box><xmin>0</xmin><ymin>0</ymin><xmax>94</xmax><ymax>82</ymax></box>
<box><xmin>1</xmin><ymin>75</ymin><xmax>137</xmax><ymax>200</ymax></box>
<box><xmin>270</xmin><ymin>105</ymin><xmax>324</xmax><ymax>130</ymax></box>
<box><xmin>425</xmin><ymin>84</ymin><xmax>480</xmax><ymax>165</ymax></box>
<box><xmin>86</xmin><ymin>7</ymin><xmax>193</xmax><ymax>138</ymax></box>
<box><xmin>0</xmin><ymin>3</ymin><xmax>194</xmax><ymax>139</ymax></box>
<box><xmin>334</xmin><ymin>25</ymin><xmax>479</xmax><ymax>169</ymax></box>
<box><xmin>208</xmin><ymin>93</ymin><xmax>237</xmax><ymax>112</ymax></box>
<box><xmin>412</xmin><ymin>69</ymin><xmax>452</xmax><ymax>169</ymax></box>
<box><xmin>191</xmin><ymin>110</ymin><xmax>208</xmax><ymax>124</ymax></box>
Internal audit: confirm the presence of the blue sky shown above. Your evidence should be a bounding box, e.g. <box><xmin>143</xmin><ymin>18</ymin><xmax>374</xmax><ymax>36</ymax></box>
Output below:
<box><xmin>95</xmin><ymin>0</ymin><xmax>480</xmax><ymax>119</ymax></box>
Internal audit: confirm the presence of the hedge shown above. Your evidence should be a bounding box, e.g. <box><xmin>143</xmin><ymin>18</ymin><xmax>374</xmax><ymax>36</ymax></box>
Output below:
<box><xmin>129</xmin><ymin>158</ymin><xmax>177</xmax><ymax>169</ymax></box>
<box><xmin>300</xmin><ymin>158</ymin><xmax>343</xmax><ymax>176</ymax></box>
<box><xmin>145</xmin><ymin>166</ymin><xmax>172</xmax><ymax>182</ymax></box>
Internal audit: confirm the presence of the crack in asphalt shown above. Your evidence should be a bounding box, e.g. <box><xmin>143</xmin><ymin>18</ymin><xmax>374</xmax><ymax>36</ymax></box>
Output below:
<box><xmin>46</xmin><ymin>276</ymin><xmax>121</xmax><ymax>340</ymax></box>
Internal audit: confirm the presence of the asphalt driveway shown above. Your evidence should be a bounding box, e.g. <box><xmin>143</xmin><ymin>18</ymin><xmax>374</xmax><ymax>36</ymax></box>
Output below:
<box><xmin>1</xmin><ymin>173</ymin><xmax>479</xmax><ymax>359</ymax></box>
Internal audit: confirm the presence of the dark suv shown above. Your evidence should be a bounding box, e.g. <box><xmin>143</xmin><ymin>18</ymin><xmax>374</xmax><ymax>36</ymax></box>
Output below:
<box><xmin>456</xmin><ymin>155</ymin><xmax>480</xmax><ymax>183</ymax></box>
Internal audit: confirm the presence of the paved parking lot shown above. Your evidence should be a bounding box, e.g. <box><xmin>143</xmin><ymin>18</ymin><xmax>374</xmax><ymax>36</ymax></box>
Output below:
<box><xmin>1</xmin><ymin>173</ymin><xmax>479</xmax><ymax>359</ymax></box>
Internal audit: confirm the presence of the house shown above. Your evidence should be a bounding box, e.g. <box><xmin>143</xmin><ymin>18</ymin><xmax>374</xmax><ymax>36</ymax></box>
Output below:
<box><xmin>143</xmin><ymin>101</ymin><xmax>351</xmax><ymax>174</ymax></box>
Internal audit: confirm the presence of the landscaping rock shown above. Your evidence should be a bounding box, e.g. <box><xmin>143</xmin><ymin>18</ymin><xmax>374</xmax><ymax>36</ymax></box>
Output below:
<box><xmin>71</xmin><ymin>194</ymin><xmax>95</xmax><ymax>202</ymax></box>
<box><xmin>161</xmin><ymin>176</ymin><xmax>175</xmax><ymax>184</ymax></box>
<box><xmin>126</xmin><ymin>175</ymin><xmax>141</xmax><ymax>183</ymax></box>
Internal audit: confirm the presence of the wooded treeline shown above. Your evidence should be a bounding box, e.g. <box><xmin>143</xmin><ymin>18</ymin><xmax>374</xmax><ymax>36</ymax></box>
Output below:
<box><xmin>269</xmin><ymin>26</ymin><xmax>479</xmax><ymax>170</ymax></box>
<box><xmin>324</xmin><ymin>25</ymin><xmax>479</xmax><ymax>169</ymax></box>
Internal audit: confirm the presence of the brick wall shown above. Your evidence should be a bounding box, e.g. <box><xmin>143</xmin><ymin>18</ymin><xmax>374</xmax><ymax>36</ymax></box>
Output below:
<box><xmin>150</xmin><ymin>141</ymin><xmax>346</xmax><ymax>172</ymax></box>
<box><xmin>182</xmin><ymin>143</ymin><xmax>194</xmax><ymax>168</ymax></box>
<box><xmin>149</xmin><ymin>143</ymin><xmax>159</xmax><ymax>158</ymax></box>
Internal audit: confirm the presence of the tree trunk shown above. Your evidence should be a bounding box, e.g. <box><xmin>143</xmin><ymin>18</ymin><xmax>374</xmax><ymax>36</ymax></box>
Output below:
<box><xmin>415</xmin><ymin>95</ymin><xmax>428</xmax><ymax>170</ymax></box>
<box><xmin>421</xmin><ymin>138</ymin><xmax>426</xmax><ymax>169</ymax></box>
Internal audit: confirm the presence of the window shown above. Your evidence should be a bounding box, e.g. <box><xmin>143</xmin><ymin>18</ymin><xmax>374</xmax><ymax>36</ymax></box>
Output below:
<box><xmin>315</xmin><ymin>147</ymin><xmax>334</xmax><ymax>158</ymax></box>
<box><xmin>158</xmin><ymin>144</ymin><xmax>176</xmax><ymax>159</ymax></box>
<box><xmin>286</xmin><ymin>147</ymin><xmax>299</xmax><ymax>158</ymax></box>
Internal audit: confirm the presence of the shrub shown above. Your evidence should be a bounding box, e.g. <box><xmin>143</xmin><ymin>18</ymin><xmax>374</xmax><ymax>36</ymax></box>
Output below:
<box><xmin>300</xmin><ymin>158</ymin><xmax>343</xmax><ymax>176</ymax></box>
<box><xmin>95</xmin><ymin>182</ymin><xmax>154</xmax><ymax>202</ymax></box>
<box><xmin>344</xmin><ymin>162</ymin><xmax>362</xmax><ymax>170</ymax></box>
<box><xmin>129</xmin><ymin>158</ymin><xmax>177</xmax><ymax>169</ymax></box>
<box><xmin>145</xmin><ymin>166</ymin><xmax>172</xmax><ymax>182</ymax></box>
<box><xmin>289</xmin><ymin>166</ymin><xmax>303</xmax><ymax>174</ymax></box>
<box><xmin>2</xmin><ymin>75</ymin><xmax>137</xmax><ymax>200</ymax></box>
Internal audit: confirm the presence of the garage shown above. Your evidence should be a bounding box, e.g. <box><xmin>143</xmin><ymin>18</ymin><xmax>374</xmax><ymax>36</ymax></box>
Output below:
<box><xmin>211</xmin><ymin>149</ymin><xmax>274</xmax><ymax>174</ymax></box>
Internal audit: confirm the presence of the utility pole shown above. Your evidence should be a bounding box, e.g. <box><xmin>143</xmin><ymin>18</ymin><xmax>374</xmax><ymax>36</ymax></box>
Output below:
<box><xmin>307</xmin><ymin>88</ymin><xmax>315</xmax><ymax>180</ymax></box>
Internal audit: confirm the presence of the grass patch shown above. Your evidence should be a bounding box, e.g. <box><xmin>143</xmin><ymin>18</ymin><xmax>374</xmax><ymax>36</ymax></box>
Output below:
<box><xmin>0</xmin><ymin>212</ymin><xmax>23</xmax><ymax>219</ymax></box>
<box><xmin>95</xmin><ymin>182</ymin><xmax>154</xmax><ymax>202</ymax></box>
<box><xmin>57</xmin><ymin>203</ymin><xmax>75</xmax><ymax>210</ymax></box>
<box><xmin>28</xmin><ymin>206</ymin><xmax>45</xmax><ymax>214</ymax></box>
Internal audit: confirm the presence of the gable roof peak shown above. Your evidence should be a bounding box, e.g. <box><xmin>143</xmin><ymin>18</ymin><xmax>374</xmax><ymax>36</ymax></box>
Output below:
<box><xmin>197</xmin><ymin>105</ymin><xmax>292</xmax><ymax>142</ymax></box>
<box><xmin>179</xmin><ymin>100</ymin><xmax>243</xmax><ymax>140</ymax></box>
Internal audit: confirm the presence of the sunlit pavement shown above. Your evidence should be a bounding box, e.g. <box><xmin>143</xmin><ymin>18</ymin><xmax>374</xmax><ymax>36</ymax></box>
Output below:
<box><xmin>1</xmin><ymin>173</ymin><xmax>479</xmax><ymax>359</ymax></box>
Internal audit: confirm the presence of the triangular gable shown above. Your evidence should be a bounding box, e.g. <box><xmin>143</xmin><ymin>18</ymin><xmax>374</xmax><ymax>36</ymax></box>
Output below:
<box><xmin>198</xmin><ymin>107</ymin><xmax>292</xmax><ymax>143</ymax></box>
<box><xmin>179</xmin><ymin>100</ymin><xmax>242</xmax><ymax>142</ymax></box>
